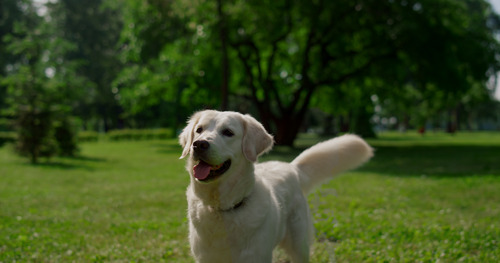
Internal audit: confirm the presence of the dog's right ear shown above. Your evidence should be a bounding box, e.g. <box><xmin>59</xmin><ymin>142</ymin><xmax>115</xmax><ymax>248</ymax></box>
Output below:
<box><xmin>242</xmin><ymin>114</ymin><xmax>274</xmax><ymax>162</ymax></box>
<box><xmin>179</xmin><ymin>111</ymin><xmax>203</xmax><ymax>159</ymax></box>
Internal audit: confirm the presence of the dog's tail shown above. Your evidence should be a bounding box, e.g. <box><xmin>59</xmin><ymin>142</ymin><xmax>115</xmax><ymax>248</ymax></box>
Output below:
<box><xmin>291</xmin><ymin>134</ymin><xmax>374</xmax><ymax>194</ymax></box>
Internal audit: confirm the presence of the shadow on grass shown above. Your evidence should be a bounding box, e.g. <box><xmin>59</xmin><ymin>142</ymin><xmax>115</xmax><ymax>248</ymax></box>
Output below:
<box><xmin>68</xmin><ymin>155</ymin><xmax>107</xmax><ymax>162</ymax></box>
<box><xmin>362</xmin><ymin>145</ymin><xmax>500</xmax><ymax>177</ymax></box>
<box><xmin>33</xmin><ymin>155</ymin><xmax>108</xmax><ymax>170</ymax></box>
<box><xmin>34</xmin><ymin>161</ymin><xmax>85</xmax><ymax>170</ymax></box>
<box><xmin>263</xmin><ymin>143</ymin><xmax>500</xmax><ymax>178</ymax></box>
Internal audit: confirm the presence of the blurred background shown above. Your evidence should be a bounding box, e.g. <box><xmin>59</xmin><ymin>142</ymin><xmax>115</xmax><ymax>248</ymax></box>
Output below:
<box><xmin>1</xmin><ymin>0</ymin><xmax>500</xmax><ymax>161</ymax></box>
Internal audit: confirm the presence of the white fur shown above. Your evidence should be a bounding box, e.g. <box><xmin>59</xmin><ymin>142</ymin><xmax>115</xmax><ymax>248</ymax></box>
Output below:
<box><xmin>179</xmin><ymin>110</ymin><xmax>373</xmax><ymax>263</ymax></box>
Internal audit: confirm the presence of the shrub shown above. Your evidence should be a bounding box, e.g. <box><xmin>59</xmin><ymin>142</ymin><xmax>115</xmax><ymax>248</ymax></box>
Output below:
<box><xmin>8</xmin><ymin>107</ymin><xmax>80</xmax><ymax>161</ymax></box>
<box><xmin>13</xmin><ymin>106</ymin><xmax>57</xmax><ymax>163</ymax></box>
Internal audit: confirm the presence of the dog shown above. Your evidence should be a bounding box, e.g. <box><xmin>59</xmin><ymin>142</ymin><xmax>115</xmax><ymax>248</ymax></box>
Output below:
<box><xmin>179</xmin><ymin>110</ymin><xmax>373</xmax><ymax>263</ymax></box>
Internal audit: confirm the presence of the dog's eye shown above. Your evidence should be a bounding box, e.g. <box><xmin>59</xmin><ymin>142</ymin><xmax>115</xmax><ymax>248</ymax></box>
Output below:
<box><xmin>196</xmin><ymin>127</ymin><xmax>203</xmax><ymax>133</ymax></box>
<box><xmin>222</xmin><ymin>129</ymin><xmax>234</xmax><ymax>137</ymax></box>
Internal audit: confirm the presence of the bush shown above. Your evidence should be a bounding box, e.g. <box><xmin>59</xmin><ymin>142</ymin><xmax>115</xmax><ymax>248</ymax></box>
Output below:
<box><xmin>14</xmin><ymin>106</ymin><xmax>56</xmax><ymax>163</ymax></box>
<box><xmin>107</xmin><ymin>128</ymin><xmax>174</xmax><ymax>141</ymax></box>
<box><xmin>8</xmin><ymin>106</ymin><xmax>80</xmax><ymax>161</ymax></box>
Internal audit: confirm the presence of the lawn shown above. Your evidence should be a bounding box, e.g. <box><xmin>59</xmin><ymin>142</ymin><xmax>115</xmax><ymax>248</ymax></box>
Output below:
<box><xmin>0</xmin><ymin>132</ymin><xmax>499</xmax><ymax>262</ymax></box>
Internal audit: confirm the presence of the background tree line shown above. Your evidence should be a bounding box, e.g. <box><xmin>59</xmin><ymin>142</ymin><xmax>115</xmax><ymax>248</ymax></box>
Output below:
<box><xmin>1</xmin><ymin>0</ymin><xmax>500</xmax><ymax>162</ymax></box>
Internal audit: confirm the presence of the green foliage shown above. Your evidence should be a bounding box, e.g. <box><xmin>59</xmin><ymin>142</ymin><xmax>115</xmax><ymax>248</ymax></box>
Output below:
<box><xmin>311</xmin><ymin>0</ymin><xmax>500</xmax><ymax>133</ymax></box>
<box><xmin>47</xmin><ymin>0</ymin><xmax>124</xmax><ymax>131</ymax></box>
<box><xmin>115</xmin><ymin>0</ymin><xmax>223</xmax><ymax>129</ymax></box>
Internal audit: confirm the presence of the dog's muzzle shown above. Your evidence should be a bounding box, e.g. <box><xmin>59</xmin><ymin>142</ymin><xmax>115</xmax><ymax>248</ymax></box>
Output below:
<box><xmin>191</xmin><ymin>140</ymin><xmax>231</xmax><ymax>182</ymax></box>
<box><xmin>193</xmin><ymin>140</ymin><xmax>210</xmax><ymax>154</ymax></box>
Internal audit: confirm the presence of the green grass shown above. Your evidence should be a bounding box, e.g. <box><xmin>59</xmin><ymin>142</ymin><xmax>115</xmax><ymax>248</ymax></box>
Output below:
<box><xmin>1</xmin><ymin>131</ymin><xmax>499</xmax><ymax>262</ymax></box>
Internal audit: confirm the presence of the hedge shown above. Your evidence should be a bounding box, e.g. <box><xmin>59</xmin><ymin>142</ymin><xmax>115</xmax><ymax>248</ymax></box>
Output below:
<box><xmin>106</xmin><ymin>128</ymin><xmax>175</xmax><ymax>141</ymax></box>
<box><xmin>0</xmin><ymin>129</ymin><xmax>175</xmax><ymax>146</ymax></box>
<box><xmin>78</xmin><ymin>131</ymin><xmax>100</xmax><ymax>142</ymax></box>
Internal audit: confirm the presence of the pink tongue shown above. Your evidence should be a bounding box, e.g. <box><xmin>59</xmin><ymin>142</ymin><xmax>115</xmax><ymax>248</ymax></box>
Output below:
<box><xmin>193</xmin><ymin>161</ymin><xmax>212</xmax><ymax>180</ymax></box>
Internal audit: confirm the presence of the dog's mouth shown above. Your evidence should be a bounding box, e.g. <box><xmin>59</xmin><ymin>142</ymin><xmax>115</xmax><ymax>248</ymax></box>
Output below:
<box><xmin>193</xmin><ymin>159</ymin><xmax>231</xmax><ymax>182</ymax></box>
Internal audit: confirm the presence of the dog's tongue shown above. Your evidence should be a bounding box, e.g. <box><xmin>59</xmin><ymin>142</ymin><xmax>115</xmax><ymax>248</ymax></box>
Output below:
<box><xmin>193</xmin><ymin>161</ymin><xmax>212</xmax><ymax>180</ymax></box>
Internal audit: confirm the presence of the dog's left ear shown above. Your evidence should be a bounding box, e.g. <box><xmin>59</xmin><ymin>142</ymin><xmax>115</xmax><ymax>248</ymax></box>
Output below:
<box><xmin>242</xmin><ymin>114</ymin><xmax>274</xmax><ymax>162</ymax></box>
<box><xmin>179</xmin><ymin>111</ymin><xmax>203</xmax><ymax>159</ymax></box>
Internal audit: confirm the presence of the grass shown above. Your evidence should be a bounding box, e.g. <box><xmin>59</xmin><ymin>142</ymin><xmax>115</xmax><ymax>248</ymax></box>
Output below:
<box><xmin>1</xmin><ymin>131</ymin><xmax>499</xmax><ymax>262</ymax></box>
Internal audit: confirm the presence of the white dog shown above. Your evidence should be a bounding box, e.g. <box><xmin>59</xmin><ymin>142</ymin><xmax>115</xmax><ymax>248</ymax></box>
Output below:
<box><xmin>179</xmin><ymin>110</ymin><xmax>373</xmax><ymax>263</ymax></box>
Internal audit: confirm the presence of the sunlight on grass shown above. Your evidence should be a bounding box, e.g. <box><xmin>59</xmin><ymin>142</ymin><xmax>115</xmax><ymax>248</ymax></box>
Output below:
<box><xmin>1</xmin><ymin>131</ymin><xmax>499</xmax><ymax>262</ymax></box>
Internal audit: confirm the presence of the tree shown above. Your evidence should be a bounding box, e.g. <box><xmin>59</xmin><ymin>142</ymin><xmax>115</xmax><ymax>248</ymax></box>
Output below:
<box><xmin>217</xmin><ymin>0</ymin><xmax>230</xmax><ymax>110</ymax></box>
<box><xmin>0</xmin><ymin>0</ymin><xmax>30</xmax><ymax>130</ymax></box>
<box><xmin>368</xmin><ymin>0</ymin><xmax>500</xmax><ymax>133</ymax></box>
<box><xmin>222</xmin><ymin>0</ymin><xmax>405</xmax><ymax>144</ymax></box>
<box><xmin>47</xmin><ymin>0</ymin><xmax>124</xmax><ymax>131</ymax></box>
<box><xmin>2</xmin><ymin>1</ymin><xmax>81</xmax><ymax>163</ymax></box>
<box><xmin>234</xmin><ymin>0</ymin><xmax>500</xmax><ymax>144</ymax></box>
<box><xmin>2</xmin><ymin>4</ymin><xmax>57</xmax><ymax>163</ymax></box>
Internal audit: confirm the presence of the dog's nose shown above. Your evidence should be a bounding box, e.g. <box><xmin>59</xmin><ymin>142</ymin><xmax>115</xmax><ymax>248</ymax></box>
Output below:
<box><xmin>193</xmin><ymin>140</ymin><xmax>210</xmax><ymax>153</ymax></box>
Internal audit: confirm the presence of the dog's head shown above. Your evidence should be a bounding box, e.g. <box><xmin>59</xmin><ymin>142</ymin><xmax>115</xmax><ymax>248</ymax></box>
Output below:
<box><xmin>179</xmin><ymin>110</ymin><xmax>273</xmax><ymax>182</ymax></box>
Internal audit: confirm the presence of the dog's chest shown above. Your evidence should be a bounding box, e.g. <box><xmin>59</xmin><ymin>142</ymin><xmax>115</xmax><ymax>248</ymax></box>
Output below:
<box><xmin>189</xmin><ymin>199</ymin><xmax>274</xmax><ymax>245</ymax></box>
<box><xmin>190</xmin><ymin>203</ymin><xmax>264</xmax><ymax>235</ymax></box>
<box><xmin>189</xmin><ymin>205</ymin><xmax>281</xmax><ymax>263</ymax></box>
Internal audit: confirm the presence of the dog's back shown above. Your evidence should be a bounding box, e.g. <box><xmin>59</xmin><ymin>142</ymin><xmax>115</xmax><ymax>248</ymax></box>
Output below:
<box><xmin>250</xmin><ymin>135</ymin><xmax>372</xmax><ymax>262</ymax></box>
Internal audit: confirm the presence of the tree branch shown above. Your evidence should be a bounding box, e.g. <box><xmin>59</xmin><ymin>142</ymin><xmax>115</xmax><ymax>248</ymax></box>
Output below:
<box><xmin>234</xmin><ymin>45</ymin><xmax>260</xmax><ymax>104</ymax></box>
<box><xmin>286</xmin><ymin>27</ymin><xmax>316</xmax><ymax>115</ymax></box>
<box><xmin>318</xmin><ymin>50</ymin><xmax>398</xmax><ymax>86</ymax></box>
<box><xmin>231</xmin><ymin>38</ymin><xmax>272</xmax><ymax>105</ymax></box>
<box><xmin>264</xmin><ymin>1</ymin><xmax>293</xmax><ymax>112</ymax></box>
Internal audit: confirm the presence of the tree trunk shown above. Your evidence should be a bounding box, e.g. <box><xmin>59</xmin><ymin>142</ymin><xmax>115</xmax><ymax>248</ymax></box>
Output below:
<box><xmin>446</xmin><ymin>108</ymin><xmax>458</xmax><ymax>133</ymax></box>
<box><xmin>274</xmin><ymin>116</ymin><xmax>302</xmax><ymax>146</ymax></box>
<box><xmin>400</xmin><ymin>113</ymin><xmax>410</xmax><ymax>132</ymax></box>
<box><xmin>352</xmin><ymin>103</ymin><xmax>376</xmax><ymax>138</ymax></box>
<box><xmin>339</xmin><ymin>115</ymin><xmax>350</xmax><ymax>133</ymax></box>
<box><xmin>322</xmin><ymin>114</ymin><xmax>336</xmax><ymax>136</ymax></box>
<box><xmin>255</xmin><ymin>107</ymin><xmax>302</xmax><ymax>146</ymax></box>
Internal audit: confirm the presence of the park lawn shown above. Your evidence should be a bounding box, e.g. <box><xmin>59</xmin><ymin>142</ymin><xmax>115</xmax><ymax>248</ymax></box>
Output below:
<box><xmin>0</xmin><ymin>132</ymin><xmax>499</xmax><ymax>262</ymax></box>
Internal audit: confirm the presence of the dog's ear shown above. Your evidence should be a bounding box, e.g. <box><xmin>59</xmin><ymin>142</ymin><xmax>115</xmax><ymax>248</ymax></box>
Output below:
<box><xmin>179</xmin><ymin>111</ymin><xmax>203</xmax><ymax>159</ymax></box>
<box><xmin>242</xmin><ymin>114</ymin><xmax>274</xmax><ymax>162</ymax></box>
